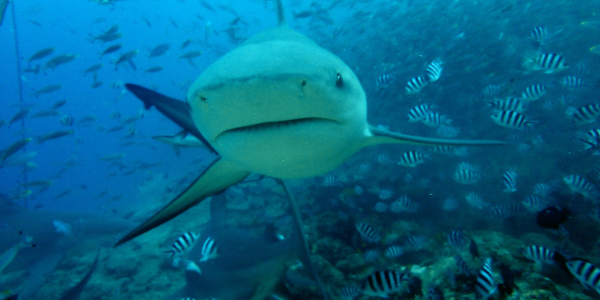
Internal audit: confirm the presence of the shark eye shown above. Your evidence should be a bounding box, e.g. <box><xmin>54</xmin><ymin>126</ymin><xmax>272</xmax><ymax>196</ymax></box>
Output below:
<box><xmin>336</xmin><ymin>73</ymin><xmax>343</xmax><ymax>88</ymax></box>
<box><xmin>199</xmin><ymin>96</ymin><xmax>207</xmax><ymax>102</ymax></box>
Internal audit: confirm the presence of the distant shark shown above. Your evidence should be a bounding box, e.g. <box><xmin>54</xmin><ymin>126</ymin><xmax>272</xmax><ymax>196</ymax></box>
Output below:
<box><xmin>152</xmin><ymin>130</ymin><xmax>209</xmax><ymax>156</ymax></box>
<box><xmin>118</xmin><ymin>0</ymin><xmax>505</xmax><ymax>248</ymax></box>
<box><xmin>0</xmin><ymin>0</ymin><xmax>8</xmax><ymax>27</ymax></box>
<box><xmin>0</xmin><ymin>197</ymin><xmax>135</xmax><ymax>299</ymax></box>
<box><xmin>166</xmin><ymin>192</ymin><xmax>314</xmax><ymax>300</ymax></box>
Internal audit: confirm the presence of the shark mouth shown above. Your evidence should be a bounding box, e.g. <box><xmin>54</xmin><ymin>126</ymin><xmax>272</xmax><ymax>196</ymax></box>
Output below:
<box><xmin>219</xmin><ymin>118</ymin><xmax>334</xmax><ymax>136</ymax></box>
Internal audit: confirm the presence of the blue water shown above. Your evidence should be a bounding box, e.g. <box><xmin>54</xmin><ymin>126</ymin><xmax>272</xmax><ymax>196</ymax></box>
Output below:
<box><xmin>2</xmin><ymin>0</ymin><xmax>600</xmax><ymax>299</ymax></box>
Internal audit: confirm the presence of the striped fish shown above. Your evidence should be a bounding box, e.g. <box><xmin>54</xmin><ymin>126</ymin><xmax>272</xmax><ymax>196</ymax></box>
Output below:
<box><xmin>566</xmin><ymin>260</ymin><xmax>600</xmax><ymax>294</ymax></box>
<box><xmin>482</xmin><ymin>84</ymin><xmax>504</xmax><ymax>95</ymax></box>
<box><xmin>361</xmin><ymin>269</ymin><xmax>410</xmax><ymax>298</ymax></box>
<box><xmin>567</xmin><ymin>103</ymin><xmax>600</xmax><ymax>125</ymax></box>
<box><xmin>455</xmin><ymin>255</ymin><xmax>472</xmax><ymax>275</ymax></box>
<box><xmin>405</xmin><ymin>76</ymin><xmax>429</xmax><ymax>94</ymax></box>
<box><xmin>376</xmin><ymin>74</ymin><xmax>395</xmax><ymax>87</ymax></box>
<box><xmin>466</xmin><ymin>192</ymin><xmax>488</xmax><ymax>209</ymax></box>
<box><xmin>522</xmin><ymin>195</ymin><xmax>545</xmax><ymax>212</ymax></box>
<box><xmin>200</xmin><ymin>236</ymin><xmax>219</xmax><ymax>261</ymax></box>
<box><xmin>340</xmin><ymin>285</ymin><xmax>362</xmax><ymax>300</ymax></box>
<box><xmin>164</xmin><ymin>232</ymin><xmax>200</xmax><ymax>260</ymax></box>
<box><xmin>502</xmin><ymin>169</ymin><xmax>517</xmax><ymax>193</ymax></box>
<box><xmin>520</xmin><ymin>84</ymin><xmax>547</xmax><ymax>101</ymax></box>
<box><xmin>448</xmin><ymin>230</ymin><xmax>467</xmax><ymax>248</ymax></box>
<box><xmin>532</xmin><ymin>182</ymin><xmax>555</xmax><ymax>196</ymax></box>
<box><xmin>405</xmin><ymin>235</ymin><xmax>426</xmax><ymax>250</ymax></box>
<box><xmin>530</xmin><ymin>26</ymin><xmax>548</xmax><ymax>41</ymax></box>
<box><xmin>491</xmin><ymin>110</ymin><xmax>535</xmax><ymax>129</ymax></box>
<box><xmin>560</xmin><ymin>76</ymin><xmax>587</xmax><ymax>88</ymax></box>
<box><xmin>490</xmin><ymin>205</ymin><xmax>510</xmax><ymax>219</ymax></box>
<box><xmin>422</xmin><ymin>112</ymin><xmax>451</xmax><ymax>127</ymax></box>
<box><xmin>398</xmin><ymin>151</ymin><xmax>428</xmax><ymax>167</ymax></box>
<box><xmin>524</xmin><ymin>53</ymin><xmax>568</xmax><ymax>73</ymax></box>
<box><xmin>563</xmin><ymin>174</ymin><xmax>596</xmax><ymax>198</ymax></box>
<box><xmin>407</xmin><ymin>104</ymin><xmax>433</xmax><ymax>122</ymax></box>
<box><xmin>364</xmin><ymin>249</ymin><xmax>381</xmax><ymax>261</ymax></box>
<box><xmin>355</xmin><ymin>222</ymin><xmax>381</xmax><ymax>243</ymax></box>
<box><xmin>454</xmin><ymin>167</ymin><xmax>481</xmax><ymax>184</ymax></box>
<box><xmin>475</xmin><ymin>258</ymin><xmax>497</xmax><ymax>300</ymax></box>
<box><xmin>523</xmin><ymin>245</ymin><xmax>555</xmax><ymax>264</ymax></box>
<box><xmin>425</xmin><ymin>59</ymin><xmax>443</xmax><ymax>82</ymax></box>
<box><xmin>384</xmin><ymin>246</ymin><xmax>404</xmax><ymax>258</ymax></box>
<box><xmin>486</xmin><ymin>98</ymin><xmax>527</xmax><ymax>112</ymax></box>
<box><xmin>441</xmin><ymin>198</ymin><xmax>459</xmax><ymax>211</ymax></box>
<box><xmin>390</xmin><ymin>196</ymin><xmax>418</xmax><ymax>213</ymax></box>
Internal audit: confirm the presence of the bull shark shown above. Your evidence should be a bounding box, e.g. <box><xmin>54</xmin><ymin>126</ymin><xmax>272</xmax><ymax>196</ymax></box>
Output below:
<box><xmin>117</xmin><ymin>0</ymin><xmax>506</xmax><ymax>248</ymax></box>
<box><xmin>0</xmin><ymin>196</ymin><xmax>135</xmax><ymax>299</ymax></box>
<box><xmin>167</xmin><ymin>192</ymin><xmax>315</xmax><ymax>300</ymax></box>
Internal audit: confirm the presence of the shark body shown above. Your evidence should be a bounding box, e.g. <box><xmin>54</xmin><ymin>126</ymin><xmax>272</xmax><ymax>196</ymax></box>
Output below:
<box><xmin>117</xmin><ymin>0</ymin><xmax>506</xmax><ymax>246</ymax></box>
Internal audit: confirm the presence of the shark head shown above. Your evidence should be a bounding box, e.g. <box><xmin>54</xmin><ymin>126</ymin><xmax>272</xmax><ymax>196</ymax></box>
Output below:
<box><xmin>187</xmin><ymin>27</ymin><xmax>369</xmax><ymax>179</ymax></box>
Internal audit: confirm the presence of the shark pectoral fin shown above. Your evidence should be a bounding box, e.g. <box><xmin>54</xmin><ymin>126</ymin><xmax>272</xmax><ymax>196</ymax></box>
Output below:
<box><xmin>114</xmin><ymin>157</ymin><xmax>250</xmax><ymax>246</ymax></box>
<box><xmin>366</xmin><ymin>125</ymin><xmax>509</xmax><ymax>147</ymax></box>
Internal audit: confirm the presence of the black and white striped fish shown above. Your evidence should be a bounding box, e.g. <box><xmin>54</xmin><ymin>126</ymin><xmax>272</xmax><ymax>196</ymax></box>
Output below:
<box><xmin>448</xmin><ymin>230</ymin><xmax>467</xmax><ymax>248</ymax></box>
<box><xmin>466</xmin><ymin>192</ymin><xmax>488</xmax><ymax>209</ymax></box>
<box><xmin>385</xmin><ymin>246</ymin><xmax>404</xmax><ymax>258</ymax></box>
<box><xmin>522</xmin><ymin>195</ymin><xmax>545</xmax><ymax>212</ymax></box>
<box><xmin>567</xmin><ymin>103</ymin><xmax>600</xmax><ymax>124</ymax></box>
<box><xmin>357</xmin><ymin>163</ymin><xmax>372</xmax><ymax>173</ymax></box>
<box><xmin>483</xmin><ymin>84</ymin><xmax>504</xmax><ymax>95</ymax></box>
<box><xmin>561</xmin><ymin>76</ymin><xmax>587</xmax><ymax>88</ymax></box>
<box><xmin>566</xmin><ymin>260</ymin><xmax>600</xmax><ymax>294</ymax></box>
<box><xmin>425</xmin><ymin>59</ymin><xmax>443</xmax><ymax>82</ymax></box>
<box><xmin>322</xmin><ymin>175</ymin><xmax>338</xmax><ymax>186</ymax></box>
<box><xmin>441</xmin><ymin>198</ymin><xmax>459</xmax><ymax>211</ymax></box>
<box><xmin>523</xmin><ymin>53</ymin><xmax>568</xmax><ymax>73</ymax></box>
<box><xmin>361</xmin><ymin>269</ymin><xmax>410</xmax><ymax>298</ymax></box>
<box><xmin>390</xmin><ymin>196</ymin><xmax>418</xmax><ymax>213</ymax></box>
<box><xmin>340</xmin><ymin>285</ymin><xmax>362</xmax><ymax>300</ymax></box>
<box><xmin>530</xmin><ymin>26</ymin><xmax>548</xmax><ymax>41</ymax></box>
<box><xmin>454</xmin><ymin>165</ymin><xmax>481</xmax><ymax>184</ymax></box>
<box><xmin>376</xmin><ymin>74</ymin><xmax>395</xmax><ymax>87</ymax></box>
<box><xmin>475</xmin><ymin>258</ymin><xmax>497</xmax><ymax>300</ymax></box>
<box><xmin>490</xmin><ymin>205</ymin><xmax>510</xmax><ymax>219</ymax></box>
<box><xmin>405</xmin><ymin>76</ymin><xmax>429</xmax><ymax>94</ymax></box>
<box><xmin>491</xmin><ymin>110</ymin><xmax>535</xmax><ymax>129</ymax></box>
<box><xmin>455</xmin><ymin>255</ymin><xmax>472</xmax><ymax>275</ymax></box>
<box><xmin>422</xmin><ymin>112</ymin><xmax>451</xmax><ymax>127</ymax></box>
<box><xmin>164</xmin><ymin>232</ymin><xmax>200</xmax><ymax>260</ymax></box>
<box><xmin>356</xmin><ymin>222</ymin><xmax>381</xmax><ymax>243</ymax></box>
<box><xmin>520</xmin><ymin>84</ymin><xmax>547</xmax><ymax>101</ymax></box>
<box><xmin>408</xmin><ymin>104</ymin><xmax>434</xmax><ymax>122</ymax></box>
<box><xmin>398</xmin><ymin>151</ymin><xmax>428</xmax><ymax>167</ymax></box>
<box><xmin>364</xmin><ymin>249</ymin><xmax>381</xmax><ymax>261</ymax></box>
<box><xmin>532</xmin><ymin>182</ymin><xmax>555</xmax><ymax>196</ymax></box>
<box><xmin>487</xmin><ymin>97</ymin><xmax>527</xmax><ymax>112</ymax></box>
<box><xmin>563</xmin><ymin>174</ymin><xmax>596</xmax><ymax>198</ymax></box>
<box><xmin>523</xmin><ymin>245</ymin><xmax>555</xmax><ymax>264</ymax></box>
<box><xmin>502</xmin><ymin>169</ymin><xmax>518</xmax><ymax>193</ymax></box>
<box><xmin>405</xmin><ymin>235</ymin><xmax>426</xmax><ymax>250</ymax></box>
<box><xmin>200</xmin><ymin>236</ymin><xmax>219</xmax><ymax>261</ymax></box>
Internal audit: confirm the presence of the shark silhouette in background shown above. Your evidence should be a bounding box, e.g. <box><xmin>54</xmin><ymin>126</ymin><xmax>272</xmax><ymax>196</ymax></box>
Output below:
<box><xmin>165</xmin><ymin>192</ymin><xmax>317</xmax><ymax>300</ymax></box>
<box><xmin>0</xmin><ymin>197</ymin><xmax>135</xmax><ymax>299</ymax></box>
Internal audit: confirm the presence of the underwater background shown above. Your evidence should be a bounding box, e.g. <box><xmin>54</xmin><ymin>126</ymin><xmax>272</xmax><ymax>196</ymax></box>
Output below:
<box><xmin>1</xmin><ymin>0</ymin><xmax>600</xmax><ymax>299</ymax></box>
